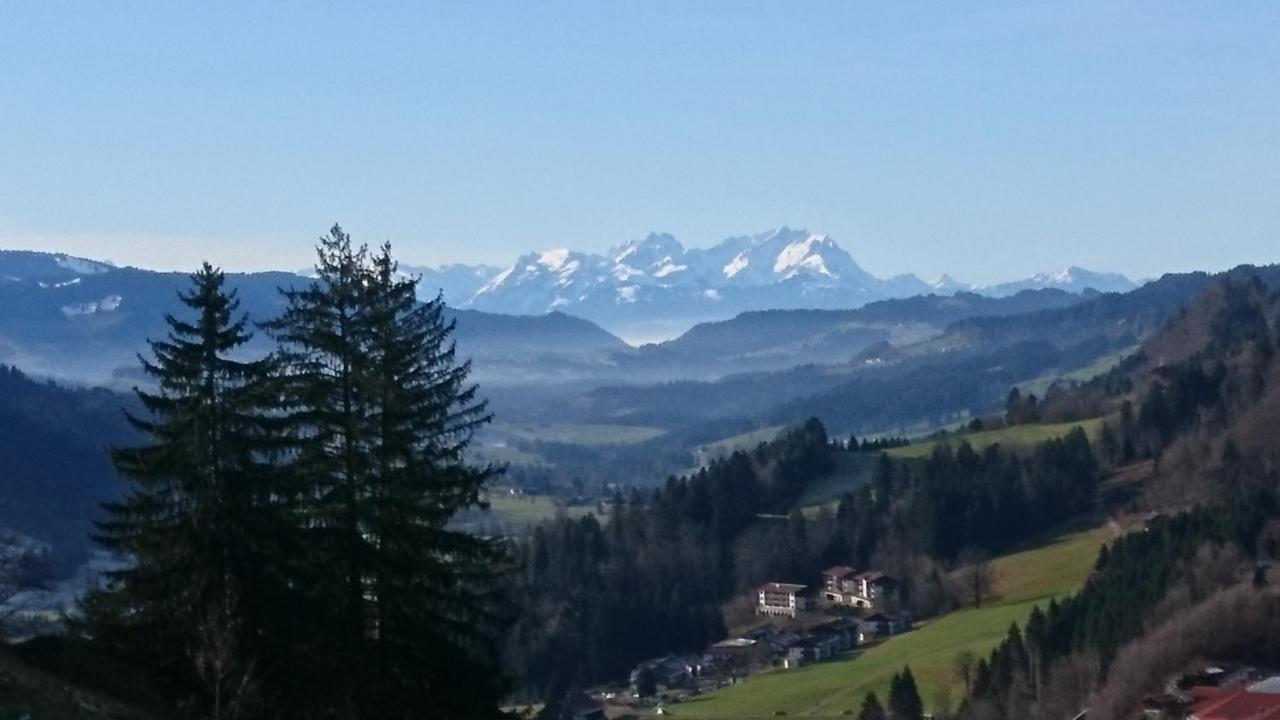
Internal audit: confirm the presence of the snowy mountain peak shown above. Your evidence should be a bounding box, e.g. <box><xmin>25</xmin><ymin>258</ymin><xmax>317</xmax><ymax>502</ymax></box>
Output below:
<box><xmin>538</xmin><ymin>248</ymin><xmax>572</xmax><ymax>270</ymax></box>
<box><xmin>977</xmin><ymin>266</ymin><xmax>1137</xmax><ymax>297</ymax></box>
<box><xmin>773</xmin><ymin>233</ymin><xmax>835</xmax><ymax>278</ymax></box>
<box><xmin>609</xmin><ymin>233</ymin><xmax>688</xmax><ymax>280</ymax></box>
<box><xmin>398</xmin><ymin>229</ymin><xmax>1135</xmax><ymax>331</ymax></box>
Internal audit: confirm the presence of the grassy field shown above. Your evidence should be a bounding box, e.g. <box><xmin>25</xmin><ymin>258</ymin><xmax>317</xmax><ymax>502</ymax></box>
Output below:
<box><xmin>481</xmin><ymin>491</ymin><xmax>595</xmax><ymax>525</ymax></box>
<box><xmin>795</xmin><ymin>453</ymin><xmax>879</xmax><ymax>510</ymax></box>
<box><xmin>1016</xmin><ymin>346</ymin><xmax>1137</xmax><ymax>399</ymax></box>
<box><xmin>885</xmin><ymin>418</ymin><xmax>1104</xmax><ymax>461</ymax></box>
<box><xmin>497</xmin><ymin>422</ymin><xmax>667</xmax><ymax>446</ymax></box>
<box><xmin>689</xmin><ymin>426</ymin><xmax>786</xmax><ymax>471</ymax></box>
<box><xmin>669</xmin><ymin>524</ymin><xmax>1112</xmax><ymax>719</ymax></box>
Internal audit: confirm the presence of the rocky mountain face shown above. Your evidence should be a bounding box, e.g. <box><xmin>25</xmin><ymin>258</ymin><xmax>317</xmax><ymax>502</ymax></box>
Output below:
<box><xmin>413</xmin><ymin>227</ymin><xmax>1137</xmax><ymax>337</ymax></box>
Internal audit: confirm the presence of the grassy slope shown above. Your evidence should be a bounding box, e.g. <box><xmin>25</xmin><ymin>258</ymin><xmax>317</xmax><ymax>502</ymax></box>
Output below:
<box><xmin>685</xmin><ymin>426</ymin><xmax>787</xmax><ymax>474</ymax></box>
<box><xmin>671</xmin><ymin>524</ymin><xmax>1111</xmax><ymax>719</ymax></box>
<box><xmin>798</xmin><ymin>420</ymin><xmax>1103</xmax><ymax>513</ymax></box>
<box><xmin>1015</xmin><ymin>347</ymin><xmax>1137</xmax><ymax>400</ymax></box>
<box><xmin>885</xmin><ymin>418</ymin><xmax>1104</xmax><ymax>461</ymax></box>
<box><xmin>497</xmin><ymin>422</ymin><xmax>667</xmax><ymax>446</ymax></box>
<box><xmin>796</xmin><ymin>453</ymin><xmax>879</xmax><ymax>510</ymax></box>
<box><xmin>483</xmin><ymin>492</ymin><xmax>595</xmax><ymax>525</ymax></box>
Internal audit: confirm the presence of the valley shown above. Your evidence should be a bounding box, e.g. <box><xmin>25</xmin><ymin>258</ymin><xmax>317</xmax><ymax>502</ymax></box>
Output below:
<box><xmin>1</xmin><ymin>247</ymin><xmax>1278</xmax><ymax>720</ymax></box>
<box><xmin>6</xmin><ymin>10</ymin><xmax>1277</xmax><ymax>719</ymax></box>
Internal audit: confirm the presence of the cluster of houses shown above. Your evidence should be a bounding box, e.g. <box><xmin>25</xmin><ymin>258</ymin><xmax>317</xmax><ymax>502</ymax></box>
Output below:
<box><xmin>757</xmin><ymin>566</ymin><xmax>899</xmax><ymax>617</ymax></box>
<box><xmin>626</xmin><ymin>565</ymin><xmax>913</xmax><ymax>699</ymax></box>
<box><xmin>628</xmin><ymin>617</ymin><xmax>863</xmax><ymax>697</ymax></box>
<box><xmin>1140</xmin><ymin>664</ymin><xmax>1280</xmax><ymax>719</ymax></box>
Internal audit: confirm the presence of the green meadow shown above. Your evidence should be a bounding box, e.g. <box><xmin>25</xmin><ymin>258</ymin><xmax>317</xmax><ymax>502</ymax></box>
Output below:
<box><xmin>885</xmin><ymin>418</ymin><xmax>1104</xmax><ymax>460</ymax></box>
<box><xmin>668</xmin><ymin>524</ymin><xmax>1111</xmax><ymax>719</ymax></box>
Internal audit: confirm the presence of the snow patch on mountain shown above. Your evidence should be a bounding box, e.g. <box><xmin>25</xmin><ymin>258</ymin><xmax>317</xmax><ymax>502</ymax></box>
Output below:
<box><xmin>39</xmin><ymin>277</ymin><xmax>83</xmax><ymax>289</ymax></box>
<box><xmin>653</xmin><ymin>262</ymin><xmax>687</xmax><ymax>278</ymax></box>
<box><xmin>773</xmin><ymin>234</ymin><xmax>833</xmax><ymax>278</ymax></box>
<box><xmin>61</xmin><ymin>295</ymin><xmax>122</xmax><ymax>317</ymax></box>
<box><xmin>484</xmin><ymin>266</ymin><xmax>514</xmax><ymax>289</ymax></box>
<box><xmin>54</xmin><ymin>255</ymin><xmax>113</xmax><ymax>275</ymax></box>
<box><xmin>723</xmin><ymin>253</ymin><xmax>749</xmax><ymax>278</ymax></box>
<box><xmin>538</xmin><ymin>248</ymin><xmax>571</xmax><ymax>270</ymax></box>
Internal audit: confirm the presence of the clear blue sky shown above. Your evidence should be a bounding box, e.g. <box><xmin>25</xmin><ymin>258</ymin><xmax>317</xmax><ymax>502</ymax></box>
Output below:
<box><xmin>2</xmin><ymin>2</ymin><xmax>1277</xmax><ymax>284</ymax></box>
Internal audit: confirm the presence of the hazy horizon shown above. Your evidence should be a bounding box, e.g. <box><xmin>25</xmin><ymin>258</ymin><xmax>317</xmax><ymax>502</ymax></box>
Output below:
<box><xmin>0</xmin><ymin>225</ymin><xmax>1256</xmax><ymax>290</ymax></box>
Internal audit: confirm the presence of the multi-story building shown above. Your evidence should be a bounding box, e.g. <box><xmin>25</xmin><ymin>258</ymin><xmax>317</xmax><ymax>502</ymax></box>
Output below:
<box><xmin>821</xmin><ymin>566</ymin><xmax>896</xmax><ymax>609</ymax></box>
<box><xmin>756</xmin><ymin>582</ymin><xmax>807</xmax><ymax>618</ymax></box>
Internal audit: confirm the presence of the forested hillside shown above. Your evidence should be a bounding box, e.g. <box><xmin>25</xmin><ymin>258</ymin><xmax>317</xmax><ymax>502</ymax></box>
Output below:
<box><xmin>950</xmin><ymin>274</ymin><xmax>1280</xmax><ymax>719</ymax></box>
<box><xmin>569</xmin><ymin>265</ymin><xmax>1280</xmax><ymax>436</ymax></box>
<box><xmin>504</xmin><ymin>416</ymin><xmax>1101</xmax><ymax>700</ymax></box>
<box><xmin>0</xmin><ymin>366</ymin><xmax>134</xmax><ymax>571</ymax></box>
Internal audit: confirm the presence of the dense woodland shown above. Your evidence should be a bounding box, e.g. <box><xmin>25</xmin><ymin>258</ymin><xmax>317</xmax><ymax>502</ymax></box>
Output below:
<box><xmin>0</xmin><ymin>366</ymin><xmax>135</xmax><ymax>572</ymax></box>
<box><xmin>505</xmin><ymin>417</ymin><xmax>1101</xmax><ymax>697</ymax></box>
<box><xmin>952</xmin><ymin>276</ymin><xmax>1280</xmax><ymax>719</ymax></box>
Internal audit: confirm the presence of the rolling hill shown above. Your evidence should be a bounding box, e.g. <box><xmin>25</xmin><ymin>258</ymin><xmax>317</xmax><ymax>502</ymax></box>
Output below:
<box><xmin>675</xmin><ymin>524</ymin><xmax>1112</xmax><ymax>718</ymax></box>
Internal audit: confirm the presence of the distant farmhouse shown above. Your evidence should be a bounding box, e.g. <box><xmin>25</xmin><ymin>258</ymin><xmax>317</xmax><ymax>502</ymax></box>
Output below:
<box><xmin>821</xmin><ymin>566</ymin><xmax>897</xmax><ymax>609</ymax></box>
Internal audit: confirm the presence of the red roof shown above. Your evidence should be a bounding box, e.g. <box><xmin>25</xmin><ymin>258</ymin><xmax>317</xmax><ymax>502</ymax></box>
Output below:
<box><xmin>1192</xmin><ymin>687</ymin><xmax>1280</xmax><ymax>720</ymax></box>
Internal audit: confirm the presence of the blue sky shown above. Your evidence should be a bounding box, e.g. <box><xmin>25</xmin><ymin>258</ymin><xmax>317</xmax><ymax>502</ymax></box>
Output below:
<box><xmin>1</xmin><ymin>2</ymin><xmax>1277</xmax><ymax>284</ymax></box>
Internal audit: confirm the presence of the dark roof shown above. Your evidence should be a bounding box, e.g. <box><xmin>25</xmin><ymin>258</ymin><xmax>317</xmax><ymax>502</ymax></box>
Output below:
<box><xmin>758</xmin><ymin>582</ymin><xmax>806</xmax><ymax>593</ymax></box>
<box><xmin>863</xmin><ymin>612</ymin><xmax>907</xmax><ymax>624</ymax></box>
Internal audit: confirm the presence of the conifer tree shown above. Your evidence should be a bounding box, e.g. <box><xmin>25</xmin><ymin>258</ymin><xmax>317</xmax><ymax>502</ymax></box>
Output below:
<box><xmin>93</xmin><ymin>264</ymin><xmax>276</xmax><ymax>714</ymax></box>
<box><xmin>267</xmin><ymin>226</ymin><xmax>508</xmax><ymax>718</ymax></box>
<box><xmin>858</xmin><ymin>691</ymin><xmax>888</xmax><ymax>720</ymax></box>
<box><xmin>888</xmin><ymin>666</ymin><xmax>924</xmax><ymax>720</ymax></box>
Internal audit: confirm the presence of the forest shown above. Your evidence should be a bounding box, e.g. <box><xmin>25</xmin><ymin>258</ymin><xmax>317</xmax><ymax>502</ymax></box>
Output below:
<box><xmin>504</xmin><ymin>418</ymin><xmax>1102</xmax><ymax>698</ymax></box>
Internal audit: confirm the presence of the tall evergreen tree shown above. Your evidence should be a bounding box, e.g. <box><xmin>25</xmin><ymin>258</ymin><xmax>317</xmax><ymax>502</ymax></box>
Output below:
<box><xmin>92</xmin><ymin>264</ymin><xmax>277</xmax><ymax>715</ymax></box>
<box><xmin>267</xmin><ymin>227</ymin><xmax>508</xmax><ymax>718</ymax></box>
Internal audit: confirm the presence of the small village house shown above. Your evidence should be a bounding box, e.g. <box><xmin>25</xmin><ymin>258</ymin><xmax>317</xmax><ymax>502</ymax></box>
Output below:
<box><xmin>707</xmin><ymin>637</ymin><xmax>764</xmax><ymax>676</ymax></box>
<box><xmin>855</xmin><ymin>612</ymin><xmax>911</xmax><ymax>643</ymax></box>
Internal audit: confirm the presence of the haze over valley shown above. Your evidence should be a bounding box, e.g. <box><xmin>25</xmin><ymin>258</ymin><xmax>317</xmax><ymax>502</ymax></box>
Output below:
<box><xmin>3</xmin><ymin>4</ymin><xmax>1280</xmax><ymax>719</ymax></box>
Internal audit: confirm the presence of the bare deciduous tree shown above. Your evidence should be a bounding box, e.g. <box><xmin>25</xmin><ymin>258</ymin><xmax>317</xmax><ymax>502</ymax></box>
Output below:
<box><xmin>957</xmin><ymin>548</ymin><xmax>997</xmax><ymax>609</ymax></box>
<box><xmin>191</xmin><ymin>586</ymin><xmax>259</xmax><ymax>720</ymax></box>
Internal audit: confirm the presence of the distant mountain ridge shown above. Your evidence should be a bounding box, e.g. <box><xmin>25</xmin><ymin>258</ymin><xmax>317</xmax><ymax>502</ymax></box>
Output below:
<box><xmin>0</xmin><ymin>250</ymin><xmax>629</xmax><ymax>388</ymax></box>
<box><xmin>408</xmin><ymin>227</ymin><xmax>1138</xmax><ymax>335</ymax></box>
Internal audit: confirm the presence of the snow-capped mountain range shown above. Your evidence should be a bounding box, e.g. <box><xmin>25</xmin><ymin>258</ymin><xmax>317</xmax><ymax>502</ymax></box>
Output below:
<box><xmin>408</xmin><ymin>227</ymin><xmax>1137</xmax><ymax>335</ymax></box>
